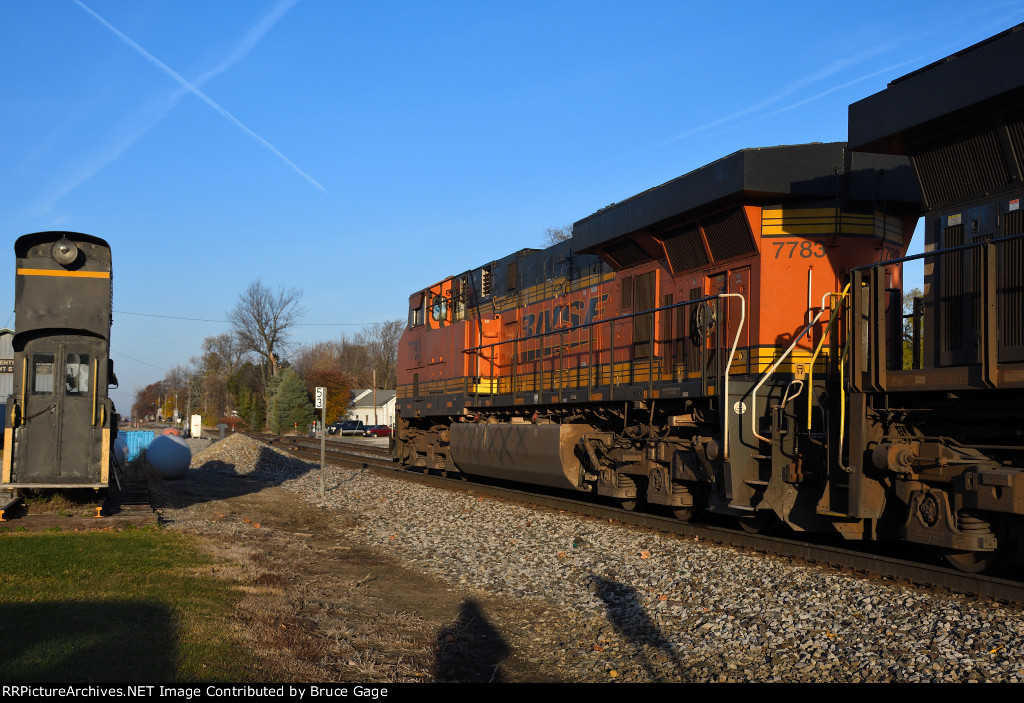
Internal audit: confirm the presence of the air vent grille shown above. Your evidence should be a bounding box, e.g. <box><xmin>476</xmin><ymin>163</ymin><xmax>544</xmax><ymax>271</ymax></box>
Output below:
<box><xmin>914</xmin><ymin>124</ymin><xmax>1007</xmax><ymax>208</ymax></box>
<box><xmin>662</xmin><ymin>224</ymin><xmax>709</xmax><ymax>273</ymax></box>
<box><xmin>702</xmin><ymin>208</ymin><xmax>757</xmax><ymax>262</ymax></box>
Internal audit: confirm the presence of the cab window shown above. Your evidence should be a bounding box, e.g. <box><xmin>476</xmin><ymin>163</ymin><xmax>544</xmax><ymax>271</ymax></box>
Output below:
<box><xmin>66</xmin><ymin>353</ymin><xmax>90</xmax><ymax>395</ymax></box>
<box><xmin>33</xmin><ymin>354</ymin><xmax>54</xmax><ymax>394</ymax></box>
<box><xmin>409</xmin><ymin>293</ymin><xmax>424</xmax><ymax>328</ymax></box>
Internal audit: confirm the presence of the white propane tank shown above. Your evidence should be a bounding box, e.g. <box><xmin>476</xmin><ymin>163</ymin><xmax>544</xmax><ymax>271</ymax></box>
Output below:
<box><xmin>112</xmin><ymin>436</ymin><xmax>129</xmax><ymax>474</ymax></box>
<box><xmin>148</xmin><ymin>434</ymin><xmax>191</xmax><ymax>479</ymax></box>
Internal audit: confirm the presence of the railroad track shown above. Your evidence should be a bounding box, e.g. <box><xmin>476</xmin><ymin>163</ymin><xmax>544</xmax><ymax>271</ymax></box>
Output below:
<box><xmin>253</xmin><ymin>433</ymin><xmax>1024</xmax><ymax>605</ymax></box>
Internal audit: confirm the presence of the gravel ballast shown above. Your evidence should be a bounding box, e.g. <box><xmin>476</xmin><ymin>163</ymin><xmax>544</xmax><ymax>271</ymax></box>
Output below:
<box><xmin>184</xmin><ymin>433</ymin><xmax>1024</xmax><ymax>683</ymax></box>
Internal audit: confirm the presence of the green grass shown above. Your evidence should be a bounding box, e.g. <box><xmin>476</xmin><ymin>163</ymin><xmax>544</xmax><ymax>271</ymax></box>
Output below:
<box><xmin>0</xmin><ymin>529</ymin><xmax>264</xmax><ymax>682</ymax></box>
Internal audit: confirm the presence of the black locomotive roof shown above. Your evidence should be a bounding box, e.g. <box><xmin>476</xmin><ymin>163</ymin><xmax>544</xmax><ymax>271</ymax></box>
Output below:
<box><xmin>572</xmin><ymin>142</ymin><xmax>916</xmax><ymax>252</ymax></box>
<box><xmin>848</xmin><ymin>24</ymin><xmax>1024</xmax><ymax>154</ymax></box>
<box><xmin>15</xmin><ymin>231</ymin><xmax>111</xmax><ymax>258</ymax></box>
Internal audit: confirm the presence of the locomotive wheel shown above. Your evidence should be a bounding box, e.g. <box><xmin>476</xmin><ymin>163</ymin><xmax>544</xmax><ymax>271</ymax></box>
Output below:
<box><xmin>941</xmin><ymin>515</ymin><xmax>1016</xmax><ymax>574</ymax></box>
<box><xmin>672</xmin><ymin>506</ymin><xmax>695</xmax><ymax>522</ymax></box>
<box><xmin>671</xmin><ymin>483</ymin><xmax>705</xmax><ymax>522</ymax></box>
<box><xmin>941</xmin><ymin>549</ymin><xmax>1002</xmax><ymax>574</ymax></box>
<box><xmin>620</xmin><ymin>496</ymin><xmax>641</xmax><ymax>511</ymax></box>
<box><xmin>617</xmin><ymin>476</ymin><xmax>645</xmax><ymax>511</ymax></box>
<box><xmin>737</xmin><ymin>511</ymin><xmax>779</xmax><ymax>535</ymax></box>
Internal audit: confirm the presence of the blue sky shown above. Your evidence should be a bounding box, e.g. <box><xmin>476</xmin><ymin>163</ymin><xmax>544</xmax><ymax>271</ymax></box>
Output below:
<box><xmin>2</xmin><ymin>0</ymin><xmax>1023</xmax><ymax>411</ymax></box>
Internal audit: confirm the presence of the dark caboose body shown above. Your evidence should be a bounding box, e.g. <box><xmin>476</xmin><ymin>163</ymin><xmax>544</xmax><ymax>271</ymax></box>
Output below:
<box><xmin>2</xmin><ymin>232</ymin><xmax>118</xmax><ymax>489</ymax></box>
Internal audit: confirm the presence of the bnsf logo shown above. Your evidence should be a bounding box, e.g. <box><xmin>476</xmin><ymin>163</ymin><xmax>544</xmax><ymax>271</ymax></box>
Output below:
<box><xmin>522</xmin><ymin>296</ymin><xmax>606</xmax><ymax>337</ymax></box>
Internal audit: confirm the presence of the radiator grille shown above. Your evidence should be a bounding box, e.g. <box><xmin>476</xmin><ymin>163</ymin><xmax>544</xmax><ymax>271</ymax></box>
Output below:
<box><xmin>1003</xmin><ymin>209</ymin><xmax>1024</xmax><ymax>236</ymax></box>
<box><xmin>999</xmin><ymin>236</ymin><xmax>1024</xmax><ymax>350</ymax></box>
<box><xmin>913</xmin><ymin>124</ymin><xmax>1008</xmax><ymax>208</ymax></box>
<box><xmin>702</xmin><ymin>208</ymin><xmax>757</xmax><ymax>262</ymax></box>
<box><xmin>604</xmin><ymin>239</ymin><xmax>651</xmax><ymax>268</ymax></box>
<box><xmin>1006</xmin><ymin>108</ymin><xmax>1024</xmax><ymax>173</ymax></box>
<box><xmin>662</xmin><ymin>224</ymin><xmax>709</xmax><ymax>273</ymax></box>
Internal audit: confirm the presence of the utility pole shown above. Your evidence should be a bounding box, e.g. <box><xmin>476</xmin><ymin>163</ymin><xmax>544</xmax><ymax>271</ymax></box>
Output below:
<box><xmin>373</xmin><ymin>369</ymin><xmax>378</xmax><ymax>425</ymax></box>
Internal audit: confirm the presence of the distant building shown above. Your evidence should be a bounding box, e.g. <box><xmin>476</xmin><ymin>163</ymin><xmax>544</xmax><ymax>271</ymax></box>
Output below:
<box><xmin>347</xmin><ymin>388</ymin><xmax>396</xmax><ymax>426</ymax></box>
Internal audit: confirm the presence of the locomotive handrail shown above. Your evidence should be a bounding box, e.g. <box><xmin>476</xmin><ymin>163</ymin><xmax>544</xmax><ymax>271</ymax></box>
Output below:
<box><xmin>20</xmin><ymin>357</ymin><xmax>27</xmax><ymax>422</ymax></box>
<box><xmin>463</xmin><ymin>292</ymin><xmax>746</xmax><ymax>410</ymax></box>
<box><xmin>91</xmin><ymin>358</ymin><xmax>98</xmax><ymax>426</ymax></box>
<box><xmin>805</xmin><ymin>283</ymin><xmax>851</xmax><ymax>430</ymax></box>
<box><xmin>718</xmin><ymin>293</ymin><xmax>746</xmax><ymax>461</ymax></box>
<box><xmin>463</xmin><ymin>294</ymin><xmax>721</xmax><ymax>355</ymax></box>
<box><xmin>849</xmin><ymin>230</ymin><xmax>1024</xmax><ymax>271</ymax></box>
<box><xmin>849</xmin><ymin>230</ymin><xmax>1022</xmax><ymax>386</ymax></box>
<box><xmin>750</xmin><ymin>289</ymin><xmax>833</xmax><ymax>444</ymax></box>
<box><xmin>465</xmin><ymin>294</ymin><xmax>722</xmax><ymax>397</ymax></box>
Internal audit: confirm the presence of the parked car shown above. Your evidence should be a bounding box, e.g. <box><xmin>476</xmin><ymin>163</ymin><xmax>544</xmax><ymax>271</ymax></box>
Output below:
<box><xmin>328</xmin><ymin>420</ymin><xmax>365</xmax><ymax>435</ymax></box>
<box><xmin>362</xmin><ymin>424</ymin><xmax>393</xmax><ymax>438</ymax></box>
<box><xmin>337</xmin><ymin>420</ymin><xmax>367</xmax><ymax>436</ymax></box>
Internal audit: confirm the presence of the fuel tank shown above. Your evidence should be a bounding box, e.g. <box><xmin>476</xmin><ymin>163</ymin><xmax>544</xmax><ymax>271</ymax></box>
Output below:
<box><xmin>449</xmin><ymin>422</ymin><xmax>591</xmax><ymax>490</ymax></box>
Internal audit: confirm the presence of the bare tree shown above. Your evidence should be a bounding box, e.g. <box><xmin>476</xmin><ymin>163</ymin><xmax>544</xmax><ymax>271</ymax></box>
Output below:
<box><xmin>338</xmin><ymin>333</ymin><xmax>375</xmax><ymax>388</ymax></box>
<box><xmin>543</xmin><ymin>224</ymin><xmax>573</xmax><ymax>247</ymax></box>
<box><xmin>292</xmin><ymin>321</ymin><xmax>402</xmax><ymax>393</ymax></box>
<box><xmin>194</xmin><ymin>332</ymin><xmax>247</xmax><ymax>418</ymax></box>
<box><xmin>359</xmin><ymin>319</ymin><xmax>403</xmax><ymax>388</ymax></box>
<box><xmin>292</xmin><ymin>340</ymin><xmax>343</xmax><ymax>380</ymax></box>
<box><xmin>200</xmin><ymin>332</ymin><xmax>247</xmax><ymax>378</ymax></box>
<box><xmin>228</xmin><ymin>279</ymin><xmax>305</xmax><ymax>390</ymax></box>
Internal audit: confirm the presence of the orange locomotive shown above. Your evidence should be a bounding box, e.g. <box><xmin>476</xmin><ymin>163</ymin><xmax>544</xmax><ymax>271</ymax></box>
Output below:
<box><xmin>395</xmin><ymin>27</ymin><xmax>1024</xmax><ymax>574</ymax></box>
<box><xmin>395</xmin><ymin>141</ymin><xmax>922</xmax><ymax>531</ymax></box>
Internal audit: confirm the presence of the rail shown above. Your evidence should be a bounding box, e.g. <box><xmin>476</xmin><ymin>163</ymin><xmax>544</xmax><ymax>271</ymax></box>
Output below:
<box><xmin>719</xmin><ymin>293</ymin><xmax>745</xmax><ymax>461</ymax></box>
<box><xmin>463</xmin><ymin>292</ymin><xmax>748</xmax><ymax>409</ymax></box>
<box><xmin>805</xmin><ymin>283</ymin><xmax>850</xmax><ymax>428</ymax></box>
<box><xmin>850</xmin><ymin>231</ymin><xmax>1024</xmax><ymax>390</ymax></box>
<box><xmin>749</xmin><ymin>289</ymin><xmax>836</xmax><ymax>444</ymax></box>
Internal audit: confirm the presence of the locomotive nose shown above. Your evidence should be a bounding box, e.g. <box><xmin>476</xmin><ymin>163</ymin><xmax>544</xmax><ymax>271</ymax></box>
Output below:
<box><xmin>51</xmin><ymin>237</ymin><xmax>79</xmax><ymax>266</ymax></box>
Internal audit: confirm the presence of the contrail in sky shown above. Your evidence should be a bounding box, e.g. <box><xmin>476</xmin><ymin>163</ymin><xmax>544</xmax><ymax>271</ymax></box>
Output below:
<box><xmin>652</xmin><ymin>43</ymin><xmax>895</xmax><ymax>148</ymax></box>
<box><xmin>72</xmin><ymin>0</ymin><xmax>325</xmax><ymax>192</ymax></box>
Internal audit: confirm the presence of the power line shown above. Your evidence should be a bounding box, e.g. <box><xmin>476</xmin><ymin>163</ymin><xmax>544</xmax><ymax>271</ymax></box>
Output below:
<box><xmin>110</xmin><ymin>348</ymin><xmax>168</xmax><ymax>371</ymax></box>
<box><xmin>114</xmin><ymin>310</ymin><xmax>384</xmax><ymax>326</ymax></box>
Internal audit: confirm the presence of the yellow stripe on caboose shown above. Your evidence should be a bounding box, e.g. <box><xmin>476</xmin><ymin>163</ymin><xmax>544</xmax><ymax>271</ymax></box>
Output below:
<box><xmin>17</xmin><ymin>268</ymin><xmax>110</xmax><ymax>279</ymax></box>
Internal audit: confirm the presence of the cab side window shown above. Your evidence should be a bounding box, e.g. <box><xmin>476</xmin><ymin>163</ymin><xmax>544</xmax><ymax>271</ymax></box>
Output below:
<box><xmin>409</xmin><ymin>293</ymin><xmax>424</xmax><ymax>328</ymax></box>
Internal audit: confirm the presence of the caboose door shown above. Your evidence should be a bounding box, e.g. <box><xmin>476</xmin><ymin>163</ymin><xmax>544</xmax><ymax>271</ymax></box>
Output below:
<box><xmin>16</xmin><ymin>339</ymin><xmax>103</xmax><ymax>485</ymax></box>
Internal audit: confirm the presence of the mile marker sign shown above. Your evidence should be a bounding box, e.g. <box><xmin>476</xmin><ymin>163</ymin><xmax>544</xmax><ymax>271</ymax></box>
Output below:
<box><xmin>316</xmin><ymin>387</ymin><xmax>326</xmax><ymax>497</ymax></box>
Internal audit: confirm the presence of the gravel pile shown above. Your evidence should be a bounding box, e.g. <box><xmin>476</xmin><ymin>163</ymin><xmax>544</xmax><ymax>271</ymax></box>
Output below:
<box><xmin>191</xmin><ymin>434</ymin><xmax>1024</xmax><ymax>682</ymax></box>
<box><xmin>189</xmin><ymin>433</ymin><xmax>318</xmax><ymax>482</ymax></box>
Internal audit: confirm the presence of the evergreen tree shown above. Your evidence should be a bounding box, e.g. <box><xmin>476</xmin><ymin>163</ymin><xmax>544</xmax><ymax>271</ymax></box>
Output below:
<box><xmin>268</xmin><ymin>369</ymin><xmax>315</xmax><ymax>434</ymax></box>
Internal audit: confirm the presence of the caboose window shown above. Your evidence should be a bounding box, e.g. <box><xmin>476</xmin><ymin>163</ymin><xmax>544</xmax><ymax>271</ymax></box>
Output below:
<box><xmin>66</xmin><ymin>354</ymin><xmax>90</xmax><ymax>395</ymax></box>
<box><xmin>32</xmin><ymin>354</ymin><xmax>54</xmax><ymax>394</ymax></box>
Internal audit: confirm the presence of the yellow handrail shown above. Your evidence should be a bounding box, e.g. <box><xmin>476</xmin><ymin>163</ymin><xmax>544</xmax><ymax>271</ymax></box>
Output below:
<box><xmin>805</xmin><ymin>283</ymin><xmax>851</xmax><ymax>430</ymax></box>
<box><xmin>20</xmin><ymin>357</ymin><xmax>27</xmax><ymax>411</ymax></box>
<box><xmin>91</xmin><ymin>358</ymin><xmax>98</xmax><ymax>426</ymax></box>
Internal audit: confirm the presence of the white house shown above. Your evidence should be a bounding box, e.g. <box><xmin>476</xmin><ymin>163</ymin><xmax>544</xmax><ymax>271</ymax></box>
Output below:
<box><xmin>347</xmin><ymin>388</ymin><xmax>396</xmax><ymax>426</ymax></box>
